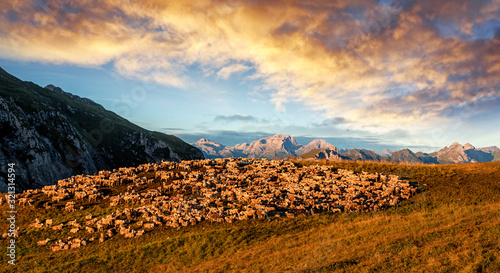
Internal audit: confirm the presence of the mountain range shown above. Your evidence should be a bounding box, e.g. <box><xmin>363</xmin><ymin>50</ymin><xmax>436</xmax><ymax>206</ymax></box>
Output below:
<box><xmin>0</xmin><ymin>67</ymin><xmax>203</xmax><ymax>192</ymax></box>
<box><xmin>430</xmin><ymin>142</ymin><xmax>499</xmax><ymax>163</ymax></box>
<box><xmin>192</xmin><ymin>135</ymin><xmax>500</xmax><ymax>164</ymax></box>
<box><xmin>193</xmin><ymin>135</ymin><xmax>335</xmax><ymax>160</ymax></box>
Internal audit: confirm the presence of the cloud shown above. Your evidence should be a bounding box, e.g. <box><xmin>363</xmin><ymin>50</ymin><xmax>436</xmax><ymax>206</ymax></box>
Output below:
<box><xmin>315</xmin><ymin>117</ymin><xmax>349</xmax><ymax>127</ymax></box>
<box><xmin>162</xmin><ymin>127</ymin><xmax>184</xmax><ymax>131</ymax></box>
<box><xmin>216</xmin><ymin>63</ymin><xmax>251</xmax><ymax>79</ymax></box>
<box><xmin>1</xmin><ymin>0</ymin><xmax>499</xmax><ymax>138</ymax></box>
<box><xmin>214</xmin><ymin>114</ymin><xmax>259</xmax><ymax>123</ymax></box>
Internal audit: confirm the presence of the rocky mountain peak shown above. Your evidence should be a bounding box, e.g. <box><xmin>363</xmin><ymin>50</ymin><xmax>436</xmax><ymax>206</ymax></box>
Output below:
<box><xmin>376</xmin><ymin>148</ymin><xmax>396</xmax><ymax>156</ymax></box>
<box><xmin>297</xmin><ymin>139</ymin><xmax>337</xmax><ymax>155</ymax></box>
<box><xmin>270</xmin><ymin>134</ymin><xmax>295</xmax><ymax>143</ymax></box>
<box><xmin>435</xmin><ymin>142</ymin><xmax>470</xmax><ymax>163</ymax></box>
<box><xmin>273</xmin><ymin>134</ymin><xmax>290</xmax><ymax>139</ymax></box>
<box><xmin>197</xmin><ymin>138</ymin><xmax>212</xmax><ymax>143</ymax></box>
<box><xmin>449</xmin><ymin>142</ymin><xmax>462</xmax><ymax>148</ymax></box>
<box><xmin>463</xmin><ymin>143</ymin><xmax>475</xmax><ymax>150</ymax></box>
<box><xmin>308</xmin><ymin>139</ymin><xmax>331</xmax><ymax>147</ymax></box>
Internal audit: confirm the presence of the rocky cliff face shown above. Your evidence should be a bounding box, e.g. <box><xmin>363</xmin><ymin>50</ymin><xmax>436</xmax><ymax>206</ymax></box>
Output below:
<box><xmin>0</xmin><ymin>67</ymin><xmax>203</xmax><ymax>192</ymax></box>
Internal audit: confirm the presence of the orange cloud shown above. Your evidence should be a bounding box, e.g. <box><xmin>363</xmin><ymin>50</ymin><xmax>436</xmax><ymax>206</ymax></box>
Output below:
<box><xmin>0</xmin><ymin>0</ymin><xmax>498</xmax><ymax>138</ymax></box>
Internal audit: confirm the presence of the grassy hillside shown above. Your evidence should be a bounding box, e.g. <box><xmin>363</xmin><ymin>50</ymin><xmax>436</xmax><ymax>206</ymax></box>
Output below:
<box><xmin>1</xmin><ymin>161</ymin><xmax>500</xmax><ymax>272</ymax></box>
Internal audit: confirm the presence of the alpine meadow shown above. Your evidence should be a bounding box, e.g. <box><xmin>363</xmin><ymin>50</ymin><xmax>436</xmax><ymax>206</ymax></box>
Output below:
<box><xmin>1</xmin><ymin>0</ymin><xmax>499</xmax><ymax>272</ymax></box>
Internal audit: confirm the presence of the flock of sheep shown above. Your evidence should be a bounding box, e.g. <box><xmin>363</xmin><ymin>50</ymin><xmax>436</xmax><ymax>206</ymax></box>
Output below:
<box><xmin>10</xmin><ymin>158</ymin><xmax>416</xmax><ymax>251</ymax></box>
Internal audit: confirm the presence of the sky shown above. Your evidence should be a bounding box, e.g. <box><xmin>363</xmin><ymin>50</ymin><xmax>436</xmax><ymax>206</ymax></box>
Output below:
<box><xmin>1</xmin><ymin>0</ymin><xmax>499</xmax><ymax>152</ymax></box>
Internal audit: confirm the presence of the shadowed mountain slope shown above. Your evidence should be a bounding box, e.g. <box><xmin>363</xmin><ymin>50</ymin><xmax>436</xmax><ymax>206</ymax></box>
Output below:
<box><xmin>0</xmin><ymin>67</ymin><xmax>203</xmax><ymax>191</ymax></box>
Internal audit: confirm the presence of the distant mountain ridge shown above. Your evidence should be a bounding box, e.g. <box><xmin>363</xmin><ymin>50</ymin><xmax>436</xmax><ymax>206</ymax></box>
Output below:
<box><xmin>430</xmin><ymin>142</ymin><xmax>494</xmax><ymax>163</ymax></box>
<box><xmin>0</xmin><ymin>67</ymin><xmax>203</xmax><ymax>192</ymax></box>
<box><xmin>192</xmin><ymin>135</ymin><xmax>499</xmax><ymax>164</ymax></box>
<box><xmin>193</xmin><ymin>135</ymin><xmax>337</xmax><ymax>159</ymax></box>
<box><xmin>387</xmin><ymin>149</ymin><xmax>424</xmax><ymax>164</ymax></box>
<box><xmin>477</xmin><ymin>146</ymin><xmax>500</xmax><ymax>153</ymax></box>
<box><xmin>376</xmin><ymin>148</ymin><xmax>396</xmax><ymax>157</ymax></box>
<box><xmin>342</xmin><ymin>149</ymin><xmax>381</xmax><ymax>161</ymax></box>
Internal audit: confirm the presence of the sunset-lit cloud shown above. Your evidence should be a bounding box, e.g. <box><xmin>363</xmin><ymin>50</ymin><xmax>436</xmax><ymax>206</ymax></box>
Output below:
<box><xmin>217</xmin><ymin>64</ymin><xmax>252</xmax><ymax>79</ymax></box>
<box><xmin>0</xmin><ymin>0</ymin><xmax>499</xmax><ymax>145</ymax></box>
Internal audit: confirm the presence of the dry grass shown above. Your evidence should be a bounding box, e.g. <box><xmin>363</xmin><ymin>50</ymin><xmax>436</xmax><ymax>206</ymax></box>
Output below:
<box><xmin>1</xmin><ymin>161</ymin><xmax>500</xmax><ymax>272</ymax></box>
